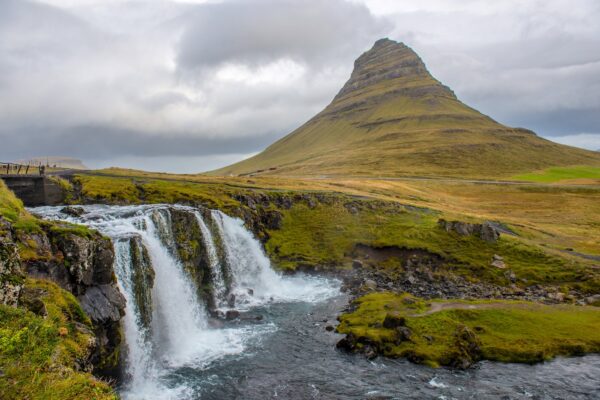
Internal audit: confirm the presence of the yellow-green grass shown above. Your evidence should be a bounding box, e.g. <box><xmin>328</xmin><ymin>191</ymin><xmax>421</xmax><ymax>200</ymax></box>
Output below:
<box><xmin>513</xmin><ymin>166</ymin><xmax>600</xmax><ymax>183</ymax></box>
<box><xmin>211</xmin><ymin>42</ymin><xmax>600</xmax><ymax>178</ymax></box>
<box><xmin>265</xmin><ymin>200</ymin><xmax>598</xmax><ymax>291</ymax></box>
<box><xmin>0</xmin><ymin>279</ymin><xmax>116</xmax><ymax>399</ymax></box>
<box><xmin>68</xmin><ymin>172</ymin><xmax>600</xmax><ymax>291</ymax></box>
<box><xmin>0</xmin><ymin>179</ymin><xmax>43</xmax><ymax>235</ymax></box>
<box><xmin>337</xmin><ymin>292</ymin><xmax>600</xmax><ymax>367</ymax></box>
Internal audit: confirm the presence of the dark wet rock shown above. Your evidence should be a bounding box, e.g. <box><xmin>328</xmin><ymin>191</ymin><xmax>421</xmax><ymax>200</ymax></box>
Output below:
<box><xmin>128</xmin><ymin>235</ymin><xmax>155</xmax><ymax>330</ymax></box>
<box><xmin>228</xmin><ymin>293</ymin><xmax>236</xmax><ymax>307</ymax></box>
<box><xmin>325</xmin><ymin>325</ymin><xmax>335</xmax><ymax>332</ymax></box>
<box><xmin>364</xmin><ymin>345</ymin><xmax>377</xmax><ymax>360</ymax></box>
<box><xmin>352</xmin><ymin>259</ymin><xmax>363</xmax><ymax>270</ymax></box>
<box><xmin>225</xmin><ymin>310</ymin><xmax>240</xmax><ymax>320</ymax></box>
<box><xmin>61</xmin><ymin>206</ymin><xmax>85</xmax><ymax>217</ymax></box>
<box><xmin>170</xmin><ymin>208</ymin><xmax>218</xmax><ymax>311</ymax></box>
<box><xmin>247</xmin><ymin>288</ymin><xmax>254</xmax><ymax>296</ymax></box>
<box><xmin>79</xmin><ymin>285</ymin><xmax>125</xmax><ymax>323</ymax></box>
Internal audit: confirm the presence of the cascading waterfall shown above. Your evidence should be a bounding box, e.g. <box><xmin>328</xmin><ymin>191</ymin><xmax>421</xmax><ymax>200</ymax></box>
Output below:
<box><xmin>32</xmin><ymin>204</ymin><xmax>338</xmax><ymax>399</ymax></box>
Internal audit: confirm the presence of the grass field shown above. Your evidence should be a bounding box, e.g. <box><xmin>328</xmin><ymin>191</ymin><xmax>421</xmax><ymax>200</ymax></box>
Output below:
<box><xmin>513</xmin><ymin>166</ymin><xmax>600</xmax><ymax>183</ymax></box>
<box><xmin>337</xmin><ymin>292</ymin><xmax>600</xmax><ymax>367</ymax></box>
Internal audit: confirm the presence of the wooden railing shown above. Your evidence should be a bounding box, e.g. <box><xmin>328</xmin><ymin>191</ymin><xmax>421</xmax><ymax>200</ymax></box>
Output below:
<box><xmin>0</xmin><ymin>162</ymin><xmax>46</xmax><ymax>176</ymax></box>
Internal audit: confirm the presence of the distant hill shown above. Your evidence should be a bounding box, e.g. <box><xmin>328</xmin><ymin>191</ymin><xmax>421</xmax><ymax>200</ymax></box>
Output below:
<box><xmin>16</xmin><ymin>157</ymin><xmax>87</xmax><ymax>169</ymax></box>
<box><xmin>212</xmin><ymin>39</ymin><xmax>600</xmax><ymax>178</ymax></box>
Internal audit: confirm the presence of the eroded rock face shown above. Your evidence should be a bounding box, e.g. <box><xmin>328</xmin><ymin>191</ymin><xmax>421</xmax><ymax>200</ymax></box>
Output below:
<box><xmin>0</xmin><ymin>217</ymin><xmax>24</xmax><ymax>307</ymax></box>
<box><xmin>170</xmin><ymin>208</ymin><xmax>217</xmax><ymax>310</ymax></box>
<box><xmin>438</xmin><ymin>219</ymin><xmax>501</xmax><ymax>243</ymax></box>
<box><xmin>19</xmin><ymin>224</ymin><xmax>125</xmax><ymax>376</ymax></box>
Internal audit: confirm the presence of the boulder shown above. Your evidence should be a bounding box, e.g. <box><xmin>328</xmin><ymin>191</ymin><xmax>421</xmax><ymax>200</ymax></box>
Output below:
<box><xmin>438</xmin><ymin>219</ymin><xmax>501</xmax><ymax>243</ymax></box>
<box><xmin>225</xmin><ymin>310</ymin><xmax>240</xmax><ymax>320</ymax></box>
<box><xmin>382</xmin><ymin>312</ymin><xmax>406</xmax><ymax>329</ymax></box>
<box><xmin>396</xmin><ymin>326</ymin><xmax>412</xmax><ymax>342</ymax></box>
<box><xmin>364</xmin><ymin>279</ymin><xmax>377</xmax><ymax>291</ymax></box>
<box><xmin>61</xmin><ymin>206</ymin><xmax>85</xmax><ymax>217</ymax></box>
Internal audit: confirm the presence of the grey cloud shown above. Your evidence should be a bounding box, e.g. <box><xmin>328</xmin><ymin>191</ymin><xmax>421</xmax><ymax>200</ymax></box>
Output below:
<box><xmin>0</xmin><ymin>0</ymin><xmax>599</xmax><ymax>172</ymax></box>
<box><xmin>176</xmin><ymin>0</ymin><xmax>391</xmax><ymax>70</ymax></box>
<box><xmin>0</xmin><ymin>124</ymin><xmax>281</xmax><ymax>161</ymax></box>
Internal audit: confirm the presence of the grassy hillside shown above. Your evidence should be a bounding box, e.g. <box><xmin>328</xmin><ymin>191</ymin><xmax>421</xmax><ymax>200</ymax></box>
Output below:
<box><xmin>212</xmin><ymin>39</ymin><xmax>600</xmax><ymax>178</ymax></box>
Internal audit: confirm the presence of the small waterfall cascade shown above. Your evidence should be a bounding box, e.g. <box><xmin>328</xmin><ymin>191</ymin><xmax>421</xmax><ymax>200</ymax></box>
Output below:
<box><xmin>32</xmin><ymin>204</ymin><xmax>338</xmax><ymax>399</ymax></box>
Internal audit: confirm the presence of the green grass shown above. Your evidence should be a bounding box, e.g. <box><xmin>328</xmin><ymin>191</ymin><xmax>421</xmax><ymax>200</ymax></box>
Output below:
<box><xmin>73</xmin><ymin>173</ymin><xmax>239</xmax><ymax>209</ymax></box>
<box><xmin>513</xmin><ymin>166</ymin><xmax>600</xmax><ymax>183</ymax></box>
<box><xmin>265</xmin><ymin>200</ymin><xmax>597</xmax><ymax>291</ymax></box>
<box><xmin>337</xmin><ymin>292</ymin><xmax>600</xmax><ymax>367</ymax></box>
<box><xmin>0</xmin><ymin>279</ymin><xmax>116</xmax><ymax>399</ymax></box>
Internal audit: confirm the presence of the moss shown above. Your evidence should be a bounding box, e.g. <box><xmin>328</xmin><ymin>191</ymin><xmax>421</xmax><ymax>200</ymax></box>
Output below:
<box><xmin>0</xmin><ymin>279</ymin><xmax>116</xmax><ymax>399</ymax></box>
<box><xmin>48</xmin><ymin>221</ymin><xmax>95</xmax><ymax>239</ymax></box>
<box><xmin>337</xmin><ymin>292</ymin><xmax>600</xmax><ymax>367</ymax></box>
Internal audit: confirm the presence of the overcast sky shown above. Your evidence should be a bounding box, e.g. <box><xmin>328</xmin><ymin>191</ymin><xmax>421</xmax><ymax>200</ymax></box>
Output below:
<box><xmin>1</xmin><ymin>0</ymin><xmax>599</xmax><ymax>173</ymax></box>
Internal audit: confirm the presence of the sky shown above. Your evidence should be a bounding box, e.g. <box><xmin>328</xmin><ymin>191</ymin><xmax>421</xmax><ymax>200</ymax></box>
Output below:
<box><xmin>0</xmin><ymin>0</ymin><xmax>599</xmax><ymax>173</ymax></box>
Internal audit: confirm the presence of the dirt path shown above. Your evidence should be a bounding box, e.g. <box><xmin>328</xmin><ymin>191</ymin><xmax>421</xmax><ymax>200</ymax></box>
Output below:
<box><xmin>411</xmin><ymin>301</ymin><xmax>519</xmax><ymax>317</ymax></box>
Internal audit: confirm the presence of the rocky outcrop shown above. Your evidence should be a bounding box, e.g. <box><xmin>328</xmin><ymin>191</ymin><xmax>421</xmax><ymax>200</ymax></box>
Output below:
<box><xmin>17</xmin><ymin>223</ymin><xmax>125</xmax><ymax>375</ymax></box>
<box><xmin>128</xmin><ymin>235</ymin><xmax>155</xmax><ymax>331</ymax></box>
<box><xmin>334</xmin><ymin>38</ymin><xmax>455</xmax><ymax>102</ymax></box>
<box><xmin>437</xmin><ymin>219</ymin><xmax>501</xmax><ymax>243</ymax></box>
<box><xmin>170</xmin><ymin>208</ymin><xmax>219</xmax><ymax>310</ymax></box>
<box><xmin>0</xmin><ymin>217</ymin><xmax>24</xmax><ymax>306</ymax></box>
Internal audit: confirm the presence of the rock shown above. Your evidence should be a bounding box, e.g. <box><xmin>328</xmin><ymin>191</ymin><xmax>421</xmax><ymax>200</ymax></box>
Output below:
<box><xmin>364</xmin><ymin>279</ymin><xmax>377</xmax><ymax>291</ymax></box>
<box><xmin>0</xmin><ymin>218</ymin><xmax>24</xmax><ymax>307</ymax></box>
<box><xmin>226</xmin><ymin>310</ymin><xmax>240</xmax><ymax>320</ymax></box>
<box><xmin>493</xmin><ymin>254</ymin><xmax>503</xmax><ymax>261</ymax></box>
<box><xmin>480</xmin><ymin>221</ymin><xmax>500</xmax><ymax>243</ymax></box>
<box><xmin>227</xmin><ymin>293</ymin><xmax>236</xmax><ymax>307</ymax></box>
<box><xmin>396</xmin><ymin>326</ymin><xmax>412</xmax><ymax>342</ymax></box>
<box><xmin>585</xmin><ymin>294</ymin><xmax>600</xmax><ymax>306</ymax></box>
<box><xmin>363</xmin><ymin>345</ymin><xmax>377</xmax><ymax>360</ymax></box>
<box><xmin>78</xmin><ymin>285</ymin><xmax>126</xmax><ymax>323</ymax></box>
<box><xmin>261</xmin><ymin>210</ymin><xmax>283</xmax><ymax>230</ymax></box>
<box><xmin>438</xmin><ymin>219</ymin><xmax>501</xmax><ymax>243</ymax></box>
<box><xmin>61</xmin><ymin>206</ymin><xmax>85</xmax><ymax>217</ymax></box>
<box><xmin>18</xmin><ymin>287</ymin><xmax>48</xmax><ymax>317</ymax></box>
<box><xmin>451</xmin><ymin>325</ymin><xmax>481</xmax><ymax>369</ymax></box>
<box><xmin>352</xmin><ymin>259</ymin><xmax>363</xmax><ymax>270</ymax></box>
<box><xmin>325</xmin><ymin>325</ymin><xmax>335</xmax><ymax>332</ymax></box>
<box><xmin>247</xmin><ymin>288</ymin><xmax>254</xmax><ymax>296</ymax></box>
<box><xmin>382</xmin><ymin>312</ymin><xmax>406</xmax><ymax>329</ymax></box>
<box><xmin>491</xmin><ymin>259</ymin><xmax>506</xmax><ymax>269</ymax></box>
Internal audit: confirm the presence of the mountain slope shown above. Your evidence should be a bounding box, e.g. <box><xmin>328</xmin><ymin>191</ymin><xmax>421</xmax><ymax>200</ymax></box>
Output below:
<box><xmin>213</xmin><ymin>39</ymin><xmax>600</xmax><ymax>178</ymax></box>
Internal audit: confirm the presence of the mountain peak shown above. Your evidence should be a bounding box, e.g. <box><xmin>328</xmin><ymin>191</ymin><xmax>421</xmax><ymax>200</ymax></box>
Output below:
<box><xmin>212</xmin><ymin>39</ymin><xmax>600</xmax><ymax>178</ymax></box>
<box><xmin>334</xmin><ymin>38</ymin><xmax>451</xmax><ymax>101</ymax></box>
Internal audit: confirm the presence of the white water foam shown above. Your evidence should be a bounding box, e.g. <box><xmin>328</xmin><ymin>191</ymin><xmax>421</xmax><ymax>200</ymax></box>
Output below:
<box><xmin>32</xmin><ymin>204</ymin><xmax>339</xmax><ymax>399</ymax></box>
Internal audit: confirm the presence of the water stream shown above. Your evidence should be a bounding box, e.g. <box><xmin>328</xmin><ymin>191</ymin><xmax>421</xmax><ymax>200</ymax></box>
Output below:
<box><xmin>33</xmin><ymin>204</ymin><xmax>600</xmax><ymax>400</ymax></box>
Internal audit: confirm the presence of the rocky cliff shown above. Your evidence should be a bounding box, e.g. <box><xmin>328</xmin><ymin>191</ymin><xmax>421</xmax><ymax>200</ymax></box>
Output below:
<box><xmin>1</xmin><ymin>214</ymin><xmax>125</xmax><ymax>376</ymax></box>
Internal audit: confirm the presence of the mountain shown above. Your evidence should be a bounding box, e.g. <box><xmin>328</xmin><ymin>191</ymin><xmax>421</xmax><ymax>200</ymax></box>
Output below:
<box><xmin>15</xmin><ymin>156</ymin><xmax>87</xmax><ymax>169</ymax></box>
<box><xmin>213</xmin><ymin>38</ymin><xmax>600</xmax><ymax>178</ymax></box>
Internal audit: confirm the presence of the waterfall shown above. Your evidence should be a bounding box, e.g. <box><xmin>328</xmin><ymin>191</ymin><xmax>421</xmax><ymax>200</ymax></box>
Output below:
<box><xmin>31</xmin><ymin>204</ymin><xmax>338</xmax><ymax>399</ymax></box>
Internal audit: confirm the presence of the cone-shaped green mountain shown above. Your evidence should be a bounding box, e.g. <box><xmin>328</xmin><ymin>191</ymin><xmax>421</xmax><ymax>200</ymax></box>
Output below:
<box><xmin>213</xmin><ymin>38</ymin><xmax>600</xmax><ymax>178</ymax></box>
